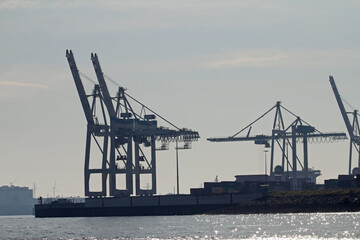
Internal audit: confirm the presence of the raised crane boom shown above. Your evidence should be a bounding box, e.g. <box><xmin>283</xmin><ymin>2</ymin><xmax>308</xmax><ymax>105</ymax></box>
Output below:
<box><xmin>66</xmin><ymin>50</ymin><xmax>110</xmax><ymax>197</ymax></box>
<box><xmin>329</xmin><ymin>75</ymin><xmax>360</xmax><ymax>174</ymax></box>
<box><xmin>329</xmin><ymin>76</ymin><xmax>357</xmax><ymax>142</ymax></box>
<box><xmin>66</xmin><ymin>50</ymin><xmax>94</xmax><ymax>125</ymax></box>
<box><xmin>91</xmin><ymin>53</ymin><xmax>116</xmax><ymax>118</ymax></box>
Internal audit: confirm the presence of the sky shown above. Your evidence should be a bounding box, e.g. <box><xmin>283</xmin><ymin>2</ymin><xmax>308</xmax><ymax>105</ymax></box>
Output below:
<box><xmin>1</xmin><ymin>0</ymin><xmax>360</xmax><ymax>198</ymax></box>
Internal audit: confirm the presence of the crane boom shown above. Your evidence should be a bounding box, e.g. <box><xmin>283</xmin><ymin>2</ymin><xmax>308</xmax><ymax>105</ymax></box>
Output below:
<box><xmin>329</xmin><ymin>75</ymin><xmax>360</xmax><ymax>174</ymax></box>
<box><xmin>208</xmin><ymin>132</ymin><xmax>346</xmax><ymax>142</ymax></box>
<box><xmin>66</xmin><ymin>50</ymin><xmax>94</xmax><ymax>125</ymax></box>
<box><xmin>91</xmin><ymin>53</ymin><xmax>116</xmax><ymax>118</ymax></box>
<box><xmin>329</xmin><ymin>75</ymin><xmax>356</xmax><ymax>141</ymax></box>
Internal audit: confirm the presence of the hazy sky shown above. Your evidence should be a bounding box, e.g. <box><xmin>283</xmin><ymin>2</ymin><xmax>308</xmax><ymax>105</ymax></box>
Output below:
<box><xmin>1</xmin><ymin>0</ymin><xmax>360</xmax><ymax>197</ymax></box>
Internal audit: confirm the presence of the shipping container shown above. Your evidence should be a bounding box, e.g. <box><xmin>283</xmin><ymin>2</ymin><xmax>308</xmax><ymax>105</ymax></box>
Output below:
<box><xmin>211</xmin><ymin>187</ymin><xmax>224</xmax><ymax>194</ymax></box>
<box><xmin>324</xmin><ymin>179</ymin><xmax>339</xmax><ymax>189</ymax></box>
<box><xmin>190</xmin><ymin>188</ymin><xmax>210</xmax><ymax>195</ymax></box>
<box><xmin>338</xmin><ymin>175</ymin><xmax>354</xmax><ymax>181</ymax></box>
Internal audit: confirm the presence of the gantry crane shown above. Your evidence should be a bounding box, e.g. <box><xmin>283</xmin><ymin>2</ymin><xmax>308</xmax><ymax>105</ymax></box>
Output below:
<box><xmin>208</xmin><ymin>101</ymin><xmax>346</xmax><ymax>190</ymax></box>
<box><xmin>329</xmin><ymin>76</ymin><xmax>360</xmax><ymax>175</ymax></box>
<box><xmin>67</xmin><ymin>50</ymin><xmax>199</xmax><ymax>197</ymax></box>
<box><xmin>66</xmin><ymin>50</ymin><xmax>110</xmax><ymax>197</ymax></box>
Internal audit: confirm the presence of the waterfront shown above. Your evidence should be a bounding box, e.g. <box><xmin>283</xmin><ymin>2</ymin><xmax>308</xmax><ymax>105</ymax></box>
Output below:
<box><xmin>1</xmin><ymin>212</ymin><xmax>360</xmax><ymax>239</ymax></box>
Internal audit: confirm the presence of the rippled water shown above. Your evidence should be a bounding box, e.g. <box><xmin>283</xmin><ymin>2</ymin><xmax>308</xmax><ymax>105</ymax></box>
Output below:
<box><xmin>1</xmin><ymin>212</ymin><xmax>360</xmax><ymax>239</ymax></box>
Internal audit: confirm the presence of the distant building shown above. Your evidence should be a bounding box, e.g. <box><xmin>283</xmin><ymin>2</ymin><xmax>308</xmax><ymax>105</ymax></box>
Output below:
<box><xmin>0</xmin><ymin>185</ymin><xmax>34</xmax><ymax>215</ymax></box>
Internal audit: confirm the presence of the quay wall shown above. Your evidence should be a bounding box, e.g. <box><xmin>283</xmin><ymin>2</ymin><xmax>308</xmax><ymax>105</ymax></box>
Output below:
<box><xmin>35</xmin><ymin>193</ymin><xmax>262</xmax><ymax>217</ymax></box>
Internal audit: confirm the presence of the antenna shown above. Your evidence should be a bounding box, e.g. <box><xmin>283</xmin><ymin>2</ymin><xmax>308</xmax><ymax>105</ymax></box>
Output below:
<box><xmin>33</xmin><ymin>183</ymin><xmax>36</xmax><ymax>198</ymax></box>
<box><xmin>52</xmin><ymin>181</ymin><xmax>56</xmax><ymax>198</ymax></box>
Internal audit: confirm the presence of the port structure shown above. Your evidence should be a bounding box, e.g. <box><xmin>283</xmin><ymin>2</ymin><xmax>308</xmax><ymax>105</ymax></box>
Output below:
<box><xmin>329</xmin><ymin>76</ymin><xmax>360</xmax><ymax>175</ymax></box>
<box><xmin>207</xmin><ymin>101</ymin><xmax>347</xmax><ymax>190</ymax></box>
<box><xmin>66</xmin><ymin>50</ymin><xmax>109</xmax><ymax>197</ymax></box>
<box><xmin>66</xmin><ymin>50</ymin><xmax>199</xmax><ymax>197</ymax></box>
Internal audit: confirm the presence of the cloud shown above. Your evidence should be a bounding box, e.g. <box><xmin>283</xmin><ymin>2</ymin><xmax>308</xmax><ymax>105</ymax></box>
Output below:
<box><xmin>202</xmin><ymin>49</ymin><xmax>360</xmax><ymax>69</ymax></box>
<box><xmin>204</xmin><ymin>54</ymin><xmax>286</xmax><ymax>69</ymax></box>
<box><xmin>0</xmin><ymin>0</ymin><xmax>243</xmax><ymax>10</ymax></box>
<box><xmin>0</xmin><ymin>0</ymin><xmax>40</xmax><ymax>10</ymax></box>
<box><xmin>0</xmin><ymin>81</ymin><xmax>48</xmax><ymax>89</ymax></box>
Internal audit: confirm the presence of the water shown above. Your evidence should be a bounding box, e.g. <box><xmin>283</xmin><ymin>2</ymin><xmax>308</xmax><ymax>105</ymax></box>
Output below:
<box><xmin>1</xmin><ymin>212</ymin><xmax>360</xmax><ymax>239</ymax></box>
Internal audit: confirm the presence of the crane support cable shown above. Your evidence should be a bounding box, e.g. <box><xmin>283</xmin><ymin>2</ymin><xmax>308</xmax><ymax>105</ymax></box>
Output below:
<box><xmin>124</xmin><ymin>92</ymin><xmax>180</xmax><ymax>130</ymax></box>
<box><xmin>279</xmin><ymin>104</ymin><xmax>298</xmax><ymax>119</ymax></box>
<box><xmin>79</xmin><ymin>71</ymin><xmax>97</xmax><ymax>85</ymax></box>
<box><xmin>231</xmin><ymin>104</ymin><xmax>277</xmax><ymax>138</ymax></box>
<box><xmin>103</xmin><ymin>73</ymin><xmax>120</xmax><ymax>87</ymax></box>
<box><xmin>283</xmin><ymin>118</ymin><xmax>300</xmax><ymax>133</ymax></box>
<box><xmin>341</xmin><ymin>96</ymin><xmax>357</xmax><ymax>111</ymax></box>
<box><xmin>102</xmin><ymin>73</ymin><xmax>181</xmax><ymax>130</ymax></box>
<box><xmin>280</xmin><ymin>105</ymin><xmax>322</xmax><ymax>134</ymax></box>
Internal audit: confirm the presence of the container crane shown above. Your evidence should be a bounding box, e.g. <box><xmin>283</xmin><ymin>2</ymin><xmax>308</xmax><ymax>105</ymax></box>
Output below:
<box><xmin>91</xmin><ymin>53</ymin><xmax>133</xmax><ymax>196</ymax></box>
<box><xmin>66</xmin><ymin>50</ymin><xmax>110</xmax><ymax>197</ymax></box>
<box><xmin>67</xmin><ymin>50</ymin><xmax>199</xmax><ymax>197</ymax></box>
<box><xmin>90</xmin><ymin>52</ymin><xmax>199</xmax><ymax>196</ymax></box>
<box><xmin>329</xmin><ymin>75</ymin><xmax>360</xmax><ymax>175</ymax></box>
<box><xmin>208</xmin><ymin>101</ymin><xmax>346</xmax><ymax>190</ymax></box>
